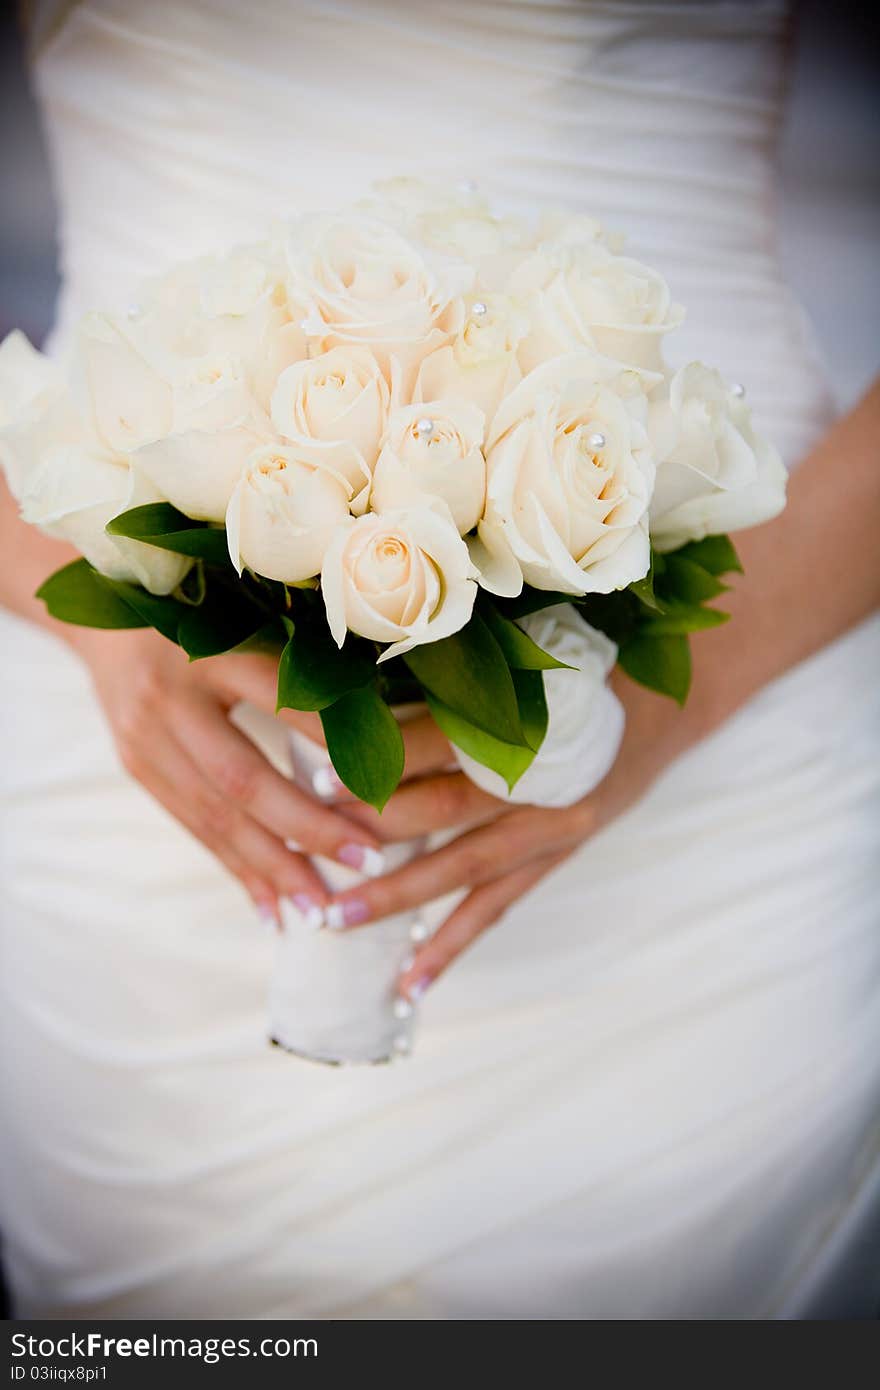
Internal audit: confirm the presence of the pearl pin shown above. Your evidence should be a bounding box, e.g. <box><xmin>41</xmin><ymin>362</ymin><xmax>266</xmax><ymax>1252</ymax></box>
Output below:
<box><xmin>587</xmin><ymin>431</ymin><xmax>606</xmax><ymax>451</ymax></box>
<box><xmin>414</xmin><ymin>417</ymin><xmax>435</xmax><ymax>440</ymax></box>
<box><xmin>471</xmin><ymin>300</ymin><xmax>488</xmax><ymax>317</ymax></box>
<box><xmin>393</xmin><ymin>997</ymin><xmax>414</xmax><ymax>1021</ymax></box>
<box><xmin>730</xmin><ymin>382</ymin><xmax>746</xmax><ymax>398</ymax></box>
<box><xmin>392</xmin><ymin>1032</ymin><xmax>412</xmax><ymax>1056</ymax></box>
<box><xmin>126</xmin><ymin>303</ymin><xmax>142</xmax><ymax>320</ymax></box>
<box><xmin>409</xmin><ymin>918</ymin><xmax>430</xmax><ymax>944</ymax></box>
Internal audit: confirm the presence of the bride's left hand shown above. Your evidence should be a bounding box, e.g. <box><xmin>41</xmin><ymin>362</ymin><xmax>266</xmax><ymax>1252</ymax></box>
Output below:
<box><xmin>307</xmin><ymin>674</ymin><xmax>685</xmax><ymax>1000</ymax></box>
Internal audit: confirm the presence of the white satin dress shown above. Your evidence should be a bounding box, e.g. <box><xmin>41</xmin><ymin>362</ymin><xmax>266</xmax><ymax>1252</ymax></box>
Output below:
<box><xmin>1</xmin><ymin>0</ymin><xmax>878</xmax><ymax>1319</ymax></box>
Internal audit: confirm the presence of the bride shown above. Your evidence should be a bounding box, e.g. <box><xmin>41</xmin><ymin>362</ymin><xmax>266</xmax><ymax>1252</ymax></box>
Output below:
<box><xmin>1</xmin><ymin>0</ymin><xmax>878</xmax><ymax>1319</ymax></box>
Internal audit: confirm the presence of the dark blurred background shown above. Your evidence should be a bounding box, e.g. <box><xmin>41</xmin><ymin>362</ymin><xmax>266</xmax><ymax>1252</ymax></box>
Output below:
<box><xmin>1</xmin><ymin>0</ymin><xmax>878</xmax><ymax>411</ymax></box>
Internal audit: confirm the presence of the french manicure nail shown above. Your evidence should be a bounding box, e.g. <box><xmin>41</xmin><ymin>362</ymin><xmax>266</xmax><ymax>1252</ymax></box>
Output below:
<box><xmin>312</xmin><ymin>766</ymin><xmax>343</xmax><ymax>799</ymax></box>
<box><xmin>325</xmin><ymin>898</ymin><xmax>370</xmax><ymax>930</ymax></box>
<box><xmin>409</xmin><ymin>917</ymin><xmax>430</xmax><ymax>944</ymax></box>
<box><xmin>337</xmin><ymin>843</ymin><xmax>386</xmax><ymax>878</ymax></box>
<box><xmin>289</xmin><ymin>894</ymin><xmax>325</xmax><ymax>931</ymax></box>
<box><xmin>257</xmin><ymin>902</ymin><xmax>279</xmax><ymax>932</ymax></box>
<box><xmin>408</xmin><ymin>974</ymin><xmax>432</xmax><ymax>1002</ymax></box>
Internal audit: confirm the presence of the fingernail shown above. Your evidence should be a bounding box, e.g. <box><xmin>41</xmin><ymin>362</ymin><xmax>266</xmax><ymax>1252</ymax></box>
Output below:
<box><xmin>399</xmin><ymin>951</ymin><xmax>416</xmax><ymax>973</ymax></box>
<box><xmin>257</xmin><ymin>901</ymin><xmax>279</xmax><ymax>932</ymax></box>
<box><xmin>408</xmin><ymin>973</ymin><xmax>432</xmax><ymax>1002</ymax></box>
<box><xmin>289</xmin><ymin>894</ymin><xmax>325</xmax><ymax>931</ymax></box>
<box><xmin>312</xmin><ymin>766</ymin><xmax>344</xmax><ymax>799</ymax></box>
<box><xmin>337</xmin><ymin>843</ymin><xmax>386</xmax><ymax>878</ymax></box>
<box><xmin>325</xmin><ymin>898</ymin><xmax>370</xmax><ymax>930</ymax></box>
<box><xmin>409</xmin><ymin>916</ymin><xmax>430</xmax><ymax>944</ymax></box>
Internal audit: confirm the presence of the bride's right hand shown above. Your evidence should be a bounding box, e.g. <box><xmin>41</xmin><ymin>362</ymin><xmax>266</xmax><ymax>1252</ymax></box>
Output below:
<box><xmin>70</xmin><ymin>625</ymin><xmax>385</xmax><ymax>927</ymax></box>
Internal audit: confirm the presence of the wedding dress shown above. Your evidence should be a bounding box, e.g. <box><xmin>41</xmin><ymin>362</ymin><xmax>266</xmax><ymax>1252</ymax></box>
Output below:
<box><xmin>1</xmin><ymin>0</ymin><xmax>878</xmax><ymax>1319</ymax></box>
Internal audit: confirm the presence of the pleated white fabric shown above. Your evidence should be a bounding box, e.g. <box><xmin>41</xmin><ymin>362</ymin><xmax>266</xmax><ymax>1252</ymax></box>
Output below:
<box><xmin>1</xmin><ymin>0</ymin><xmax>878</xmax><ymax>1318</ymax></box>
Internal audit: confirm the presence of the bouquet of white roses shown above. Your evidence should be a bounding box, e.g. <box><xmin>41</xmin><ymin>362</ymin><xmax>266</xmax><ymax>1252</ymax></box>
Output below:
<box><xmin>0</xmin><ymin>179</ymin><xmax>786</xmax><ymax>815</ymax></box>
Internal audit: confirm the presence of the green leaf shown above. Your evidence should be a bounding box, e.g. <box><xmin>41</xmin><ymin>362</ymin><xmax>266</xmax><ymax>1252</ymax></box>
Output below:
<box><xmin>512</xmin><ymin>668</ymin><xmax>549</xmax><ymax>752</ymax></box>
<box><xmin>641</xmin><ymin>603</ymin><xmax>730</xmax><ymax>637</ymax></box>
<box><xmin>501</xmin><ymin>587</ymin><xmax>576</xmax><ymax>619</ymax></box>
<box><xmin>36</xmin><ymin>559</ymin><xmax>149</xmax><ymax>629</ymax></box>
<box><xmin>403</xmin><ymin>612</ymin><xmax>526</xmax><ymax>745</ymax></box>
<box><xmin>277</xmin><ymin>624</ymin><xmax>375</xmax><ymax>713</ymax></box>
<box><xmin>618</xmin><ymin>633</ymin><xmax>692</xmax><ymax>705</ymax></box>
<box><xmin>480</xmin><ymin>598</ymin><xmax>570</xmax><ymax>670</ymax></box>
<box><xmin>424</xmin><ymin>668</ymin><xmax>549</xmax><ymax>792</ymax></box>
<box><xmin>672</xmin><ymin>534</ymin><xmax>742</xmax><ymax>576</ymax></box>
<box><xmin>320</xmin><ymin>685</ymin><xmax>405</xmax><ymax>812</ymax></box>
<box><xmin>177</xmin><ymin>587</ymin><xmax>265</xmax><ymax>659</ymax></box>
<box><xmin>425</xmin><ymin>694</ymin><xmax>537</xmax><ymax>793</ymax></box>
<box><xmin>577</xmin><ymin>590</ymin><xmax>640</xmax><ymax>646</ymax></box>
<box><xmin>228</xmin><ymin>620</ymin><xmax>288</xmax><ymax>657</ymax></box>
<box><xmin>104</xmin><ymin>579</ymin><xmax>189</xmax><ymax>643</ymax></box>
<box><xmin>629</xmin><ymin>551</ymin><xmax>663</xmax><ymax>611</ymax></box>
<box><xmin>107</xmin><ymin>503</ymin><xmax>232</xmax><ymax>566</ymax></box>
<box><xmin>658</xmin><ymin>555</ymin><xmax>727</xmax><ymax>604</ymax></box>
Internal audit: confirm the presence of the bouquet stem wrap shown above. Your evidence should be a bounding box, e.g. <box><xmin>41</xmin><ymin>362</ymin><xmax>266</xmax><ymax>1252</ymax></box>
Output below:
<box><xmin>235</xmin><ymin>704</ymin><xmax>424</xmax><ymax>1064</ymax></box>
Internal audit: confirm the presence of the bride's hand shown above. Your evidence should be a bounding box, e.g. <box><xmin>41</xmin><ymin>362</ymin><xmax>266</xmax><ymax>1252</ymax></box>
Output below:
<box><xmin>315</xmin><ymin>676</ymin><xmax>685</xmax><ymax>999</ymax></box>
<box><xmin>71</xmin><ymin>626</ymin><xmax>387</xmax><ymax>926</ymax></box>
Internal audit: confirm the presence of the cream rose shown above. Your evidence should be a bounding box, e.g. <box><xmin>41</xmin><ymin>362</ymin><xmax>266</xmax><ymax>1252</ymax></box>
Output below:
<box><xmin>649</xmin><ymin>363</ymin><xmax>788</xmax><ymax>551</ymax></box>
<box><xmin>226</xmin><ymin>444</ymin><xmax>351</xmax><ymax>583</ymax></box>
<box><xmin>0</xmin><ymin>331</ymin><xmax>83</xmax><ymax>497</ymax></box>
<box><xmin>415</xmin><ymin>294</ymin><xmax>527</xmax><ymax>417</ymax></box>
<box><xmin>453</xmin><ymin>605</ymin><xmax>625</xmax><ymax>807</ymax></box>
<box><xmin>131</xmin><ymin>347</ymin><xmax>271</xmax><ymax>523</ymax></box>
<box><xmin>285</xmin><ymin>213</ymin><xmax>471</xmax><ymax>391</ymax></box>
<box><xmin>0</xmin><ymin>330</ymin><xmax>188</xmax><ymax>594</ymax></box>
<box><xmin>513</xmin><ymin>242</ymin><xmax>683</xmax><ymax>373</ymax></box>
<box><xmin>21</xmin><ymin>453</ymin><xmax>190</xmax><ymax>594</ymax></box>
<box><xmin>370</xmin><ymin>399</ymin><xmax>486</xmax><ymax>535</ymax></box>
<box><xmin>360</xmin><ymin>178</ymin><xmax>527</xmax><ymax>263</ymax></box>
<box><xmin>321</xmin><ymin>505</ymin><xmax>478</xmax><ymax>661</ymax></box>
<box><xmin>474</xmin><ymin>352</ymin><xmax>656</xmax><ymax>597</ymax></box>
<box><xmin>269</xmin><ymin>347</ymin><xmax>388</xmax><ymax>513</ymax></box>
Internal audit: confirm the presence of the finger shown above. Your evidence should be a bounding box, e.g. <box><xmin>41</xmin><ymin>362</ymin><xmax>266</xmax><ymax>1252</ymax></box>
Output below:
<box><xmin>171</xmin><ymin>691</ymin><xmax>387</xmax><ymax>873</ymax></box>
<box><xmin>325</xmin><ymin>803</ymin><xmax>589</xmax><ymax>928</ymax></box>
<box><xmin>399</xmin><ymin>850</ymin><xmax>570</xmax><ymax>998</ymax></box>
<box><xmin>337</xmin><ymin>771</ymin><xmax>507</xmax><ymax>842</ymax></box>
<box><xmin>120</xmin><ymin>723</ymin><xmax>329</xmax><ymax>921</ymax></box>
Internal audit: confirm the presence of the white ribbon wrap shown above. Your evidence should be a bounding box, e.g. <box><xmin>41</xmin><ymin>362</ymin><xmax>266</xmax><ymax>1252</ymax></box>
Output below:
<box><xmin>453</xmin><ymin>606</ymin><xmax>625</xmax><ymax>808</ymax></box>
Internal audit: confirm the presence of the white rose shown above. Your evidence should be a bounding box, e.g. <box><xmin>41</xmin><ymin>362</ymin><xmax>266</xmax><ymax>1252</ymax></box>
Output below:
<box><xmin>453</xmin><ymin>605</ymin><xmax>625</xmax><ymax>807</ymax></box>
<box><xmin>321</xmin><ymin>505</ymin><xmax>478</xmax><ymax>662</ymax></box>
<box><xmin>226</xmin><ymin>444</ymin><xmax>351</xmax><ymax>583</ymax></box>
<box><xmin>529</xmin><ymin>209</ymin><xmax>625</xmax><ymax>255</ymax></box>
<box><xmin>270</xmin><ymin>347</ymin><xmax>388</xmax><ymax>513</ymax></box>
<box><xmin>78</xmin><ymin>314</ymin><xmax>173</xmax><ymax>456</ymax></box>
<box><xmin>475</xmin><ymin>352</ymin><xmax>656</xmax><ymax>598</ymax></box>
<box><xmin>415</xmin><ymin>293</ymin><xmax>527</xmax><ymax>417</ymax></box>
<box><xmin>513</xmin><ymin>243</ymin><xmax>683</xmax><ymax>373</ymax></box>
<box><xmin>360</xmin><ymin>178</ymin><xmax>527</xmax><ymax>262</ymax></box>
<box><xmin>371</xmin><ymin>399</ymin><xmax>486</xmax><ymax>535</ymax></box>
<box><xmin>149</xmin><ymin>246</ymin><xmax>308</xmax><ymax>413</ymax></box>
<box><xmin>0</xmin><ymin>331</ymin><xmax>84</xmax><ymax>497</ymax></box>
<box><xmin>649</xmin><ymin>363</ymin><xmax>787</xmax><ymax>551</ymax></box>
<box><xmin>21</xmin><ymin>450</ymin><xmax>190</xmax><ymax>594</ymax></box>
<box><xmin>0</xmin><ymin>331</ymin><xmax>188</xmax><ymax>594</ymax></box>
<box><xmin>285</xmin><ymin>213</ymin><xmax>471</xmax><ymax>391</ymax></box>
